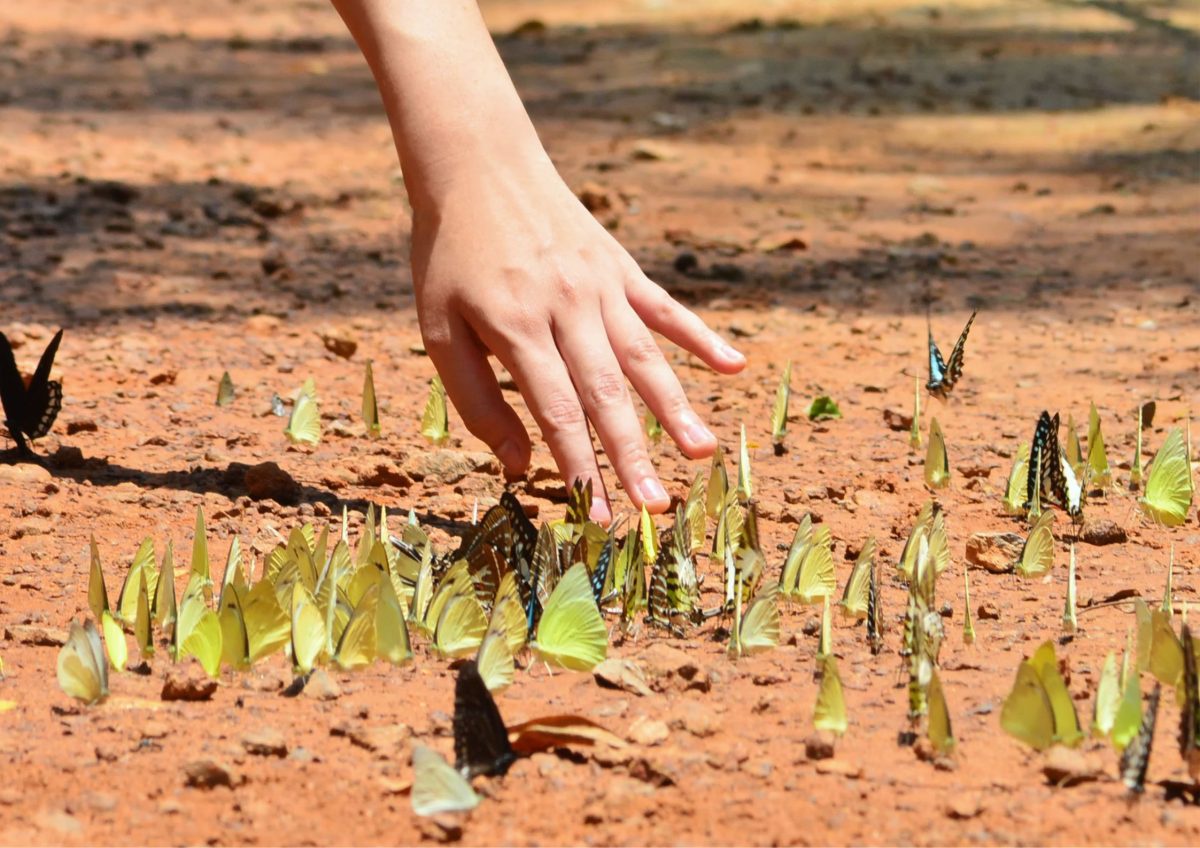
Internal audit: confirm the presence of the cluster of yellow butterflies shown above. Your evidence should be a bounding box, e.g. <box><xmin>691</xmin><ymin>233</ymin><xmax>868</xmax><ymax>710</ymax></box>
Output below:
<box><xmin>274</xmin><ymin>365</ymin><xmax>450</xmax><ymax>447</ymax></box>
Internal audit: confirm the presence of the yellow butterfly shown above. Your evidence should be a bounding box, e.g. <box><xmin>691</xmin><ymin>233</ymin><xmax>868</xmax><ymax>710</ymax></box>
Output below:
<box><xmin>1131</xmin><ymin>403</ymin><xmax>1145</xmax><ymax>489</ymax></box>
<box><xmin>999</xmin><ymin>640</ymin><xmax>1084</xmax><ymax>750</ymax></box>
<box><xmin>1064</xmin><ymin>414</ymin><xmax>1083</xmax><ymax>475</ymax></box>
<box><xmin>1133</xmin><ymin>597</ymin><xmax>1183</xmax><ymax>689</ymax></box>
<box><xmin>736</xmin><ymin>423</ymin><xmax>752</xmax><ymax>503</ymax></box>
<box><xmin>491</xmin><ymin>573</ymin><xmax>529</xmax><ymax>653</ymax></box>
<box><xmin>434</xmin><ymin>594</ymin><xmax>488</xmax><ymax>659</ymax></box>
<box><xmin>706</xmin><ymin>443</ymin><xmax>728</xmax><ymax>519</ymax></box>
<box><xmin>88</xmin><ymin>536</ymin><xmax>109</xmax><ymax>623</ymax></box>
<box><xmin>284</xmin><ymin>391</ymin><xmax>321</xmax><ymax>445</ymax></box>
<box><xmin>334</xmin><ymin>582</ymin><xmax>379</xmax><ymax>671</ymax></box>
<box><xmin>1013</xmin><ymin>509</ymin><xmax>1054</xmax><ymax>577</ymax></box>
<box><xmin>644</xmin><ymin>408</ymin><xmax>663</xmax><ymax>443</ymax></box>
<box><xmin>898</xmin><ymin>501</ymin><xmax>935</xmax><ymax>581</ymax></box>
<box><xmin>217</xmin><ymin>584</ymin><xmax>251</xmax><ymax>671</ymax></box>
<box><xmin>816</xmin><ymin>595</ymin><xmax>833</xmax><ymax>659</ymax></box>
<box><xmin>175</xmin><ymin>587</ymin><xmax>222</xmax><ymax>678</ymax></box>
<box><xmin>924</xmin><ymin>416</ymin><xmax>950</xmax><ymax>489</ymax></box>
<box><xmin>290</xmin><ymin>582</ymin><xmax>327</xmax><ymax>675</ymax></box>
<box><xmin>115</xmin><ymin>537</ymin><xmax>155</xmax><ymax>625</ymax></box>
<box><xmin>134</xmin><ymin>568</ymin><xmax>154</xmax><ymax>661</ymax></box>
<box><xmin>242</xmin><ymin>579</ymin><xmax>291</xmax><ymax>663</ymax></box>
<box><xmin>362</xmin><ymin>359</ymin><xmax>381</xmax><ymax>438</ymax></box>
<box><xmin>771</xmin><ymin>361</ymin><xmax>791</xmax><ymax>451</ymax></box>
<box><xmin>56</xmin><ymin>620</ymin><xmax>109</xmax><ymax>705</ymax></box>
<box><xmin>377</xmin><ymin>572</ymin><xmax>413</xmax><ymax>665</ymax></box>
<box><xmin>728</xmin><ymin>582</ymin><xmax>780</xmax><ymax>658</ymax></box>
<box><xmin>476</xmin><ymin>622</ymin><xmax>515</xmax><ymax>693</ymax></box>
<box><xmin>1092</xmin><ymin>650</ymin><xmax>1141</xmax><ymax>751</ymax></box>
<box><xmin>1003</xmin><ymin>443</ymin><xmax>1030</xmax><ymax>516</ymax></box>
<box><xmin>154</xmin><ymin>541</ymin><xmax>178</xmax><ymax>634</ymax></box>
<box><xmin>216</xmin><ymin>371</ymin><xmax>235</xmax><ymax>406</ymax></box>
<box><xmin>683</xmin><ymin>471</ymin><xmax>707</xmax><ymax>556</ymax></box>
<box><xmin>813</xmin><ymin>655</ymin><xmax>848</xmax><ymax>736</ymax></box>
<box><xmin>838</xmin><ymin>537</ymin><xmax>875</xmax><ymax>620</ymax></box>
<box><xmin>100</xmin><ymin>611</ymin><xmax>127</xmax><ymax>672</ymax></box>
<box><xmin>421</xmin><ymin>375</ymin><xmax>449</xmax><ymax>444</ymax></box>
<box><xmin>531</xmin><ymin>562</ymin><xmax>607</xmax><ymax>671</ymax></box>
<box><xmin>927</xmin><ymin>668</ymin><xmax>955</xmax><ymax>758</ymax></box>
<box><xmin>791</xmin><ymin>526</ymin><xmax>835</xmax><ymax>605</ymax></box>
<box><xmin>190</xmin><ymin>506</ymin><xmax>213</xmax><ymax>601</ymax></box>
<box><xmin>1087</xmin><ymin>402</ymin><xmax>1111</xmax><ymax>487</ymax></box>
<box><xmin>1062</xmin><ymin>545</ymin><xmax>1078</xmax><ymax>634</ymax></box>
<box><xmin>1139</xmin><ymin>426</ymin><xmax>1193</xmax><ymax>526</ymax></box>
<box><xmin>411</xmin><ymin>745</ymin><xmax>479</xmax><ymax>816</ymax></box>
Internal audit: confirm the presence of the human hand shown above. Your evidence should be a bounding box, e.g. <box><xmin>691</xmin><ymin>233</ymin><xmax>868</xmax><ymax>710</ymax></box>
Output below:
<box><xmin>411</xmin><ymin>154</ymin><xmax>745</xmax><ymax>522</ymax></box>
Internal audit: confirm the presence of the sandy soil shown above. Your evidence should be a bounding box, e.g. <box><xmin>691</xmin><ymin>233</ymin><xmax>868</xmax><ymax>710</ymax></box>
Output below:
<box><xmin>1</xmin><ymin>0</ymin><xmax>1199</xmax><ymax>844</ymax></box>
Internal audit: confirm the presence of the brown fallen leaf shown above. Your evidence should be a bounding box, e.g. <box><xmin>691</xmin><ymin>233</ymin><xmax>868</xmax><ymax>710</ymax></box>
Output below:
<box><xmin>507</xmin><ymin>715</ymin><xmax>627</xmax><ymax>756</ymax></box>
<box><xmin>593</xmin><ymin>658</ymin><xmax>652</xmax><ymax>697</ymax></box>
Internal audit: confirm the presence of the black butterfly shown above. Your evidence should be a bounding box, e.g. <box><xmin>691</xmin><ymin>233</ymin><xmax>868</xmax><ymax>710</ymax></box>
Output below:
<box><xmin>1120</xmin><ymin>682</ymin><xmax>1160</xmax><ymax>795</ymax></box>
<box><xmin>453</xmin><ymin>660</ymin><xmax>516</xmax><ymax>779</ymax></box>
<box><xmin>1180</xmin><ymin>625</ymin><xmax>1200</xmax><ymax>783</ymax></box>
<box><xmin>565</xmin><ymin>477</ymin><xmax>592</xmax><ymax>525</ymax></box>
<box><xmin>499</xmin><ymin>491</ymin><xmax>537</xmax><ymax>571</ymax></box>
<box><xmin>589</xmin><ymin>526</ymin><xmax>617</xmax><ymax>604</ymax></box>
<box><xmin>926</xmin><ymin>311</ymin><xmax>977</xmax><ymax>399</ymax></box>
<box><xmin>1025</xmin><ymin>410</ymin><xmax>1084</xmax><ymax>520</ymax></box>
<box><xmin>0</xmin><ymin>329</ymin><xmax>64</xmax><ymax>457</ymax></box>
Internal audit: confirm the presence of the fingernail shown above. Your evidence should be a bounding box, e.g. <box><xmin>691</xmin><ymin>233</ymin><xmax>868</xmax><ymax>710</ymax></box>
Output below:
<box><xmin>681</xmin><ymin>412</ymin><xmax>715</xmax><ymax>448</ymax></box>
<box><xmin>718</xmin><ymin>341</ymin><xmax>745</xmax><ymax>363</ymax></box>
<box><xmin>636</xmin><ymin>476</ymin><xmax>668</xmax><ymax>506</ymax></box>
<box><xmin>589</xmin><ymin>497</ymin><xmax>612</xmax><ymax>524</ymax></box>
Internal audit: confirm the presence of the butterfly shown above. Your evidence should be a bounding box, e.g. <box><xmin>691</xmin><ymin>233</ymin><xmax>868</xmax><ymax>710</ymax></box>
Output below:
<box><xmin>1131</xmin><ymin>403</ymin><xmax>1146</xmax><ymax>489</ymax></box>
<box><xmin>476</xmin><ymin>621</ymin><xmax>515</xmax><ymax>694</ymax></box>
<box><xmin>216</xmin><ymin>371</ymin><xmax>235</xmax><ymax>407</ymax></box>
<box><xmin>1086</xmin><ymin>402</ymin><xmax>1111</xmax><ymax>487</ymax></box>
<box><xmin>924</xmin><ymin>416</ymin><xmax>950</xmax><ymax>489</ymax></box>
<box><xmin>1120</xmin><ymin>683</ymin><xmax>1160</xmax><ymax>795</ymax></box>
<box><xmin>289</xmin><ymin>582</ymin><xmax>325</xmax><ymax>676</ymax></box>
<box><xmin>453</xmin><ymin>659</ymin><xmax>517</xmax><ymax>778</ymax></box>
<box><xmin>1134</xmin><ymin>598</ymin><xmax>1183</xmax><ymax>689</ymax></box>
<box><xmin>530</xmin><ymin>562</ymin><xmax>607</xmax><ymax>671</ymax></box>
<box><xmin>1139</xmin><ymin>426</ymin><xmax>1193</xmax><ymax>527</ymax></box>
<box><xmin>771</xmin><ymin>361</ymin><xmax>791</xmax><ymax>453</ymax></box>
<box><xmin>1027</xmin><ymin>410</ymin><xmax>1080</xmax><ymax>517</ymax></box>
<box><xmin>909</xmin><ymin>375</ymin><xmax>922</xmax><ymax>450</ymax></box>
<box><xmin>925</xmin><ymin>310</ymin><xmax>976</xmax><ymax>399</ymax></box>
<box><xmin>332</xmin><ymin>582</ymin><xmax>379</xmax><ymax>671</ymax></box>
<box><xmin>411</xmin><ymin>745</ymin><xmax>480</xmax><ymax>817</ymax></box>
<box><xmin>284</xmin><ymin>391</ymin><xmax>321</xmax><ymax>445</ymax></box>
<box><xmin>786</xmin><ymin>523</ymin><xmax>835</xmax><ymax>605</ymax></box>
<box><xmin>999</xmin><ymin>640</ymin><xmax>1084</xmax><ymax>751</ymax></box>
<box><xmin>0</xmin><ymin>328</ymin><xmax>64</xmax><ymax>456</ymax></box>
<box><xmin>866</xmin><ymin>555</ymin><xmax>884</xmax><ymax>655</ymax></box>
<box><xmin>362</xmin><ymin>360</ymin><xmax>381</xmax><ymax>438</ymax></box>
<box><xmin>838</xmin><ymin>537</ymin><xmax>875</xmax><ymax>620</ymax></box>
<box><xmin>728</xmin><ymin>582</ymin><xmax>780</xmax><ymax>658</ymax></box>
<box><xmin>736</xmin><ymin>423</ymin><xmax>752</xmax><ymax>503</ymax></box>
<box><xmin>644</xmin><ymin>408</ymin><xmax>663</xmax><ymax>442</ymax></box>
<box><xmin>1180</xmin><ymin>624</ymin><xmax>1200</xmax><ymax>781</ymax></box>
<box><xmin>1092</xmin><ymin>650</ymin><xmax>1141</xmax><ymax>751</ymax></box>
<box><xmin>1061</xmin><ymin>545</ymin><xmax>1079</xmax><ymax>634</ymax></box>
<box><xmin>812</xmin><ymin>654</ymin><xmax>848</xmax><ymax>736</ymax></box>
<box><xmin>1012</xmin><ymin>509</ymin><xmax>1054</xmax><ymax>577</ymax></box>
<box><xmin>705</xmin><ymin>443</ymin><xmax>729</xmax><ymax>520</ymax></box>
<box><xmin>56</xmin><ymin>619</ymin><xmax>109</xmax><ymax>705</ymax></box>
<box><xmin>927</xmin><ymin>668</ymin><xmax>956</xmax><ymax>758</ymax></box>
<box><xmin>421</xmin><ymin>375</ymin><xmax>449</xmax><ymax>444</ymax></box>
<box><xmin>1003</xmin><ymin>443</ymin><xmax>1030</xmax><ymax>515</ymax></box>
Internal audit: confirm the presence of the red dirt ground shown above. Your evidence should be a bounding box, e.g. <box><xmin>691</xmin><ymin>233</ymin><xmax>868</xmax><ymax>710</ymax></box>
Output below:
<box><xmin>1</xmin><ymin>0</ymin><xmax>1199</xmax><ymax>844</ymax></box>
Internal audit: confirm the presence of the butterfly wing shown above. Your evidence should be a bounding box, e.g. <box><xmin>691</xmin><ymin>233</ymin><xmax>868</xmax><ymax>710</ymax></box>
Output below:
<box><xmin>20</xmin><ymin>328</ymin><xmax>64</xmax><ymax>439</ymax></box>
<box><xmin>1029</xmin><ymin>640</ymin><xmax>1083</xmax><ymax>746</ymax></box>
<box><xmin>411</xmin><ymin>745</ymin><xmax>480</xmax><ymax>816</ymax></box>
<box><xmin>453</xmin><ymin>660</ymin><xmax>516</xmax><ymax>777</ymax></box>
<box><xmin>1180</xmin><ymin>624</ymin><xmax>1200</xmax><ymax>780</ymax></box>
<box><xmin>1140</xmin><ymin>427</ymin><xmax>1193</xmax><ymax>526</ymax></box>
<box><xmin>813</xmin><ymin>655</ymin><xmax>848</xmax><ymax>735</ymax></box>
<box><xmin>56</xmin><ymin>620</ymin><xmax>109</xmax><ymax>705</ymax></box>
<box><xmin>926</xmin><ymin>328</ymin><xmax>948</xmax><ymax>395</ymax></box>
<box><xmin>927</xmin><ymin>668</ymin><xmax>956</xmax><ymax>757</ymax></box>
<box><xmin>284</xmin><ymin>393</ymin><xmax>321</xmax><ymax>445</ymax></box>
<box><xmin>838</xmin><ymin>537</ymin><xmax>874</xmax><ymax>619</ymax></box>
<box><xmin>0</xmin><ymin>332</ymin><xmax>28</xmax><ymax>446</ymax></box>
<box><xmin>532</xmin><ymin>562</ymin><xmax>607</xmax><ymax>670</ymax></box>
<box><xmin>361</xmin><ymin>360</ymin><xmax>380</xmax><ymax>438</ymax></box>
<box><xmin>1119</xmin><ymin>684</ymin><xmax>1160</xmax><ymax>794</ymax></box>
<box><xmin>739</xmin><ymin>587</ymin><xmax>780</xmax><ymax>654</ymax></box>
<box><xmin>1015</xmin><ymin>510</ymin><xmax>1055</xmax><ymax>577</ymax></box>
<box><xmin>1000</xmin><ymin>660</ymin><xmax>1056</xmax><ymax>751</ymax></box>
<box><xmin>929</xmin><ymin>311</ymin><xmax>976</xmax><ymax>396</ymax></box>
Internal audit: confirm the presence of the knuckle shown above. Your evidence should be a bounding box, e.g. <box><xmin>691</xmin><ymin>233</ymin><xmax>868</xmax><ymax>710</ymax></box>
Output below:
<box><xmin>586</xmin><ymin>370</ymin><xmax>628</xmax><ymax>410</ymax></box>
<box><xmin>540</xmin><ymin>391</ymin><xmax>587</xmax><ymax>435</ymax></box>
<box><xmin>623</xmin><ymin>334</ymin><xmax>662</xmax><ymax>368</ymax></box>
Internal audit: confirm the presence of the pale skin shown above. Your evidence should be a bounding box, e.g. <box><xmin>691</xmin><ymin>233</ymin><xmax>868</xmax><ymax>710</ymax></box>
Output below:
<box><xmin>331</xmin><ymin>0</ymin><xmax>746</xmax><ymax>522</ymax></box>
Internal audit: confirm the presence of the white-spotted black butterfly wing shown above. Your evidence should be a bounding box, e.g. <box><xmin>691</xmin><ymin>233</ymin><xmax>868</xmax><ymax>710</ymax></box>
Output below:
<box><xmin>926</xmin><ymin>311</ymin><xmax>977</xmax><ymax>399</ymax></box>
<box><xmin>453</xmin><ymin>659</ymin><xmax>517</xmax><ymax>778</ymax></box>
<box><xmin>0</xmin><ymin>329</ymin><xmax>64</xmax><ymax>454</ymax></box>
<box><xmin>1026</xmin><ymin>411</ymin><xmax>1055</xmax><ymax>510</ymax></box>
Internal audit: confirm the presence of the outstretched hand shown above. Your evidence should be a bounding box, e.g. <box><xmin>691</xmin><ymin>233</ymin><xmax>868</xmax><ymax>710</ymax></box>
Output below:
<box><xmin>412</xmin><ymin>153</ymin><xmax>745</xmax><ymax>522</ymax></box>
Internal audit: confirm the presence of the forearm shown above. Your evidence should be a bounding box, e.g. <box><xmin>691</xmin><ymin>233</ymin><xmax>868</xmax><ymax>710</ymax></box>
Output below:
<box><xmin>330</xmin><ymin>0</ymin><xmax>550</xmax><ymax>216</ymax></box>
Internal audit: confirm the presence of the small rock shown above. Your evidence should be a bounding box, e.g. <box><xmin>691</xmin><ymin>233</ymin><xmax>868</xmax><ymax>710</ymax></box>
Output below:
<box><xmin>318</xmin><ymin>329</ymin><xmax>357</xmax><ymax>359</ymax></box>
<box><xmin>945</xmin><ymin>794</ymin><xmax>984</xmax><ymax>819</ymax></box>
<box><xmin>66</xmin><ymin>418</ymin><xmax>98</xmax><ymax>435</ymax></box>
<box><xmin>628</xmin><ymin>716</ymin><xmax>669</xmax><ymax>747</ymax></box>
<box><xmin>5</xmin><ymin>624</ymin><xmax>67</xmax><ymax>646</ymax></box>
<box><xmin>815</xmin><ymin>758</ymin><xmax>861</xmax><ymax>778</ymax></box>
<box><xmin>631</xmin><ymin>140</ymin><xmax>678</xmax><ymax>161</ymax></box>
<box><xmin>141</xmin><ymin>720</ymin><xmax>170</xmax><ymax>740</ymax></box>
<box><xmin>241</xmin><ymin>727</ymin><xmax>288</xmax><ymax>758</ymax></box>
<box><xmin>669</xmin><ymin>701</ymin><xmax>721</xmax><ymax>738</ymax></box>
<box><xmin>1080</xmin><ymin>519</ymin><xmax>1127</xmax><ymax>546</ymax></box>
<box><xmin>958</xmin><ymin>462</ymin><xmax>995</xmax><ymax>479</ymax></box>
<box><xmin>752</xmin><ymin>230</ymin><xmax>807</xmax><ymax>253</ymax></box>
<box><xmin>577</xmin><ymin>182</ymin><xmax>614</xmax><ymax>214</ymax></box>
<box><xmin>1042</xmin><ymin>746</ymin><xmax>1103</xmax><ymax>786</ymax></box>
<box><xmin>94</xmin><ymin>743</ymin><xmax>123</xmax><ymax>763</ymax></box>
<box><xmin>243</xmin><ymin>461</ymin><xmax>300</xmax><ymax>505</ymax></box>
<box><xmin>417</xmin><ymin>815</ymin><xmax>464</xmax><ymax>843</ymax></box>
<box><xmin>51</xmin><ymin>446</ymin><xmax>85</xmax><ymax>468</ymax></box>
<box><xmin>331</xmin><ymin>721</ymin><xmax>410</xmax><ymax>757</ymax></box>
<box><xmin>804</xmin><ymin>731</ymin><xmax>836</xmax><ymax>761</ymax></box>
<box><xmin>244</xmin><ymin>315</ymin><xmax>281</xmax><ymax>335</ymax></box>
<box><xmin>303</xmin><ymin>669</ymin><xmax>341</xmax><ymax>700</ymax></box>
<box><xmin>882</xmin><ymin>408</ymin><xmax>912</xmax><ymax>432</ymax></box>
<box><xmin>594</xmin><ymin>658</ymin><xmax>652</xmax><ymax>697</ymax></box>
<box><xmin>801</xmin><ymin>617</ymin><xmax>820</xmax><ymax>636</ymax></box>
<box><xmin>161</xmin><ymin>664</ymin><xmax>218</xmax><ymax>701</ymax></box>
<box><xmin>977</xmin><ymin>602</ymin><xmax>1001</xmax><ymax>621</ymax></box>
<box><xmin>404</xmin><ymin>450</ymin><xmax>496</xmax><ymax>485</ymax></box>
<box><xmin>11</xmin><ymin>517</ymin><xmax>53</xmax><ymax>539</ymax></box>
<box><xmin>0</xmin><ymin>464</ymin><xmax>53</xmax><ymax>485</ymax></box>
<box><xmin>637</xmin><ymin>643</ymin><xmax>710</xmax><ymax>693</ymax></box>
<box><xmin>965</xmin><ymin>532</ymin><xmax>1023</xmax><ymax>573</ymax></box>
<box><xmin>183</xmin><ymin>759</ymin><xmax>236</xmax><ymax>790</ymax></box>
